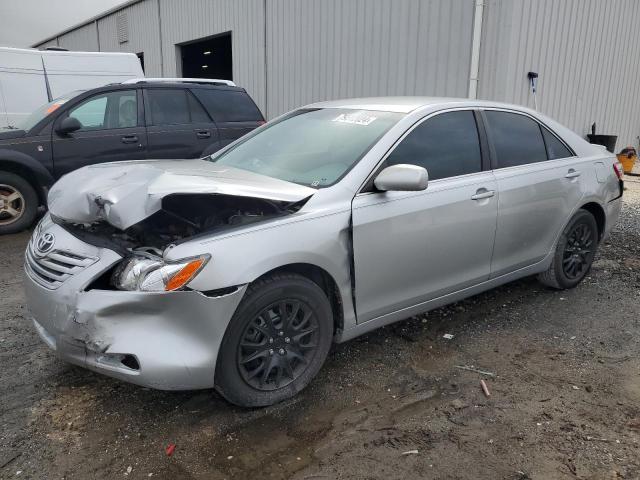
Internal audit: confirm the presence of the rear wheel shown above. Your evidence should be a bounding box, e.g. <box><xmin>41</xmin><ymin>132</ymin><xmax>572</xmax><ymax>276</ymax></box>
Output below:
<box><xmin>215</xmin><ymin>273</ymin><xmax>333</xmax><ymax>407</ymax></box>
<box><xmin>0</xmin><ymin>171</ymin><xmax>38</xmax><ymax>235</ymax></box>
<box><xmin>538</xmin><ymin>209</ymin><xmax>598</xmax><ymax>289</ymax></box>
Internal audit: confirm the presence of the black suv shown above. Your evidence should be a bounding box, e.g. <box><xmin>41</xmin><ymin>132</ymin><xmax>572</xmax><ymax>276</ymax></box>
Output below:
<box><xmin>0</xmin><ymin>79</ymin><xmax>264</xmax><ymax>234</ymax></box>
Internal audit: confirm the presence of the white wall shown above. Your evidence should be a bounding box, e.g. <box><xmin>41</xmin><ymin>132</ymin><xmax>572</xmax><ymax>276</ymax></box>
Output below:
<box><xmin>158</xmin><ymin>0</ymin><xmax>266</xmax><ymax>114</ymax></box>
<box><xmin>479</xmin><ymin>0</ymin><xmax>640</xmax><ymax>149</ymax></box>
<box><xmin>97</xmin><ymin>0</ymin><xmax>163</xmax><ymax>77</ymax></box>
<box><xmin>264</xmin><ymin>0</ymin><xmax>475</xmax><ymax>118</ymax></box>
<box><xmin>35</xmin><ymin>0</ymin><xmax>640</xmax><ymax>149</ymax></box>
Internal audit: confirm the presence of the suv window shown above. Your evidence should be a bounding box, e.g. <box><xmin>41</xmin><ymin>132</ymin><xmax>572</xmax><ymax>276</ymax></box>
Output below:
<box><xmin>68</xmin><ymin>90</ymin><xmax>137</xmax><ymax>130</ymax></box>
<box><xmin>187</xmin><ymin>93</ymin><xmax>211</xmax><ymax>123</ymax></box>
<box><xmin>541</xmin><ymin>126</ymin><xmax>573</xmax><ymax>159</ymax></box>
<box><xmin>147</xmin><ymin>89</ymin><xmax>190</xmax><ymax>125</ymax></box>
<box><xmin>386</xmin><ymin>110</ymin><xmax>482</xmax><ymax>180</ymax></box>
<box><xmin>192</xmin><ymin>89</ymin><xmax>263</xmax><ymax>122</ymax></box>
<box><xmin>484</xmin><ymin>111</ymin><xmax>547</xmax><ymax>168</ymax></box>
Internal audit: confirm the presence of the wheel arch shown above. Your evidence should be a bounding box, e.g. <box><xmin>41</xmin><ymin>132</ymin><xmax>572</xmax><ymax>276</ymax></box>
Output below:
<box><xmin>252</xmin><ymin>263</ymin><xmax>344</xmax><ymax>338</ymax></box>
<box><xmin>580</xmin><ymin>201</ymin><xmax>606</xmax><ymax>241</ymax></box>
<box><xmin>0</xmin><ymin>151</ymin><xmax>54</xmax><ymax>205</ymax></box>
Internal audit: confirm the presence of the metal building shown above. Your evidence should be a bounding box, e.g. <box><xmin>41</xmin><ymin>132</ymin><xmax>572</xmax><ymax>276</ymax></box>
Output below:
<box><xmin>33</xmin><ymin>0</ymin><xmax>640</xmax><ymax>150</ymax></box>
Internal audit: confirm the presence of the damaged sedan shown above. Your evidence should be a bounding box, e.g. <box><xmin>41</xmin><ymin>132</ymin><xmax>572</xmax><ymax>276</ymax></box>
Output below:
<box><xmin>24</xmin><ymin>98</ymin><xmax>623</xmax><ymax>407</ymax></box>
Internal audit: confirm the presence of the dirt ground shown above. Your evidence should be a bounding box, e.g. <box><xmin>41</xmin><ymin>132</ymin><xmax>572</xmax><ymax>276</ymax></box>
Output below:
<box><xmin>1</xmin><ymin>179</ymin><xmax>640</xmax><ymax>480</ymax></box>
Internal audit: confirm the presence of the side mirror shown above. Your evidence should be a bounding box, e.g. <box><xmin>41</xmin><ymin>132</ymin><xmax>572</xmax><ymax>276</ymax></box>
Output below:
<box><xmin>56</xmin><ymin>116</ymin><xmax>82</xmax><ymax>135</ymax></box>
<box><xmin>374</xmin><ymin>164</ymin><xmax>429</xmax><ymax>192</ymax></box>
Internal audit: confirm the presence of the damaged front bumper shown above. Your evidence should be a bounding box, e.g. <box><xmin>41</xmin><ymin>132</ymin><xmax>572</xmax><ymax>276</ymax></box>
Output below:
<box><xmin>24</xmin><ymin>219</ymin><xmax>247</xmax><ymax>390</ymax></box>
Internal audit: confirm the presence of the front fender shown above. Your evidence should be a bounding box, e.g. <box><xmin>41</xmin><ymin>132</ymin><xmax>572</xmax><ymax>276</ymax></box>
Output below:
<box><xmin>166</xmin><ymin>209</ymin><xmax>357</xmax><ymax>331</ymax></box>
<box><xmin>0</xmin><ymin>149</ymin><xmax>55</xmax><ymax>189</ymax></box>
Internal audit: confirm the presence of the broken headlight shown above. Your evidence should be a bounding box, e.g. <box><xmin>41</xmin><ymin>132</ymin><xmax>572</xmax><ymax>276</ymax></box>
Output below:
<box><xmin>112</xmin><ymin>254</ymin><xmax>210</xmax><ymax>292</ymax></box>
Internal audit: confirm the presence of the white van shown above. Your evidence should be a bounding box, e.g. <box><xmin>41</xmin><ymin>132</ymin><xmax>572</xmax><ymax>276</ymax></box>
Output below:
<box><xmin>0</xmin><ymin>47</ymin><xmax>143</xmax><ymax>129</ymax></box>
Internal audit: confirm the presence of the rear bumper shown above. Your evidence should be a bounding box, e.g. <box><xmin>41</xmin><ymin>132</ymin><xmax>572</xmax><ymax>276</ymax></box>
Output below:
<box><xmin>24</xmin><ymin>218</ymin><xmax>247</xmax><ymax>390</ymax></box>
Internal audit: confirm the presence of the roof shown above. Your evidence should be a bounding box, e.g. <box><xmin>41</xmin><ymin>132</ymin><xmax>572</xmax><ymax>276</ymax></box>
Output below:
<box><xmin>307</xmin><ymin>96</ymin><xmax>535</xmax><ymax>114</ymax></box>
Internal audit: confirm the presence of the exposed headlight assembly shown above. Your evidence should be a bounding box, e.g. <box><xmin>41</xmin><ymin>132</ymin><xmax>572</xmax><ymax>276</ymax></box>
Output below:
<box><xmin>112</xmin><ymin>253</ymin><xmax>210</xmax><ymax>292</ymax></box>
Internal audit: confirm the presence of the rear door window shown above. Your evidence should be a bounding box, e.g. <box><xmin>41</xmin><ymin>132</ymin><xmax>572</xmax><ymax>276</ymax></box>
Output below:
<box><xmin>386</xmin><ymin>110</ymin><xmax>482</xmax><ymax>180</ymax></box>
<box><xmin>187</xmin><ymin>92</ymin><xmax>211</xmax><ymax>123</ymax></box>
<box><xmin>541</xmin><ymin>126</ymin><xmax>574</xmax><ymax>159</ymax></box>
<box><xmin>484</xmin><ymin>111</ymin><xmax>547</xmax><ymax>168</ymax></box>
<box><xmin>192</xmin><ymin>89</ymin><xmax>263</xmax><ymax>122</ymax></box>
<box><xmin>146</xmin><ymin>89</ymin><xmax>190</xmax><ymax>125</ymax></box>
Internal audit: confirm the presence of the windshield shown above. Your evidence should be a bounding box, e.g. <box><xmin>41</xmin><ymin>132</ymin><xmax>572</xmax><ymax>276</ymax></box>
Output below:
<box><xmin>208</xmin><ymin>108</ymin><xmax>403</xmax><ymax>187</ymax></box>
<box><xmin>15</xmin><ymin>91</ymin><xmax>83</xmax><ymax>131</ymax></box>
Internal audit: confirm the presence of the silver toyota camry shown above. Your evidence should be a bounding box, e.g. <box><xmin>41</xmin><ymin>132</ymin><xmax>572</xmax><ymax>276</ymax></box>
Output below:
<box><xmin>24</xmin><ymin>97</ymin><xmax>623</xmax><ymax>406</ymax></box>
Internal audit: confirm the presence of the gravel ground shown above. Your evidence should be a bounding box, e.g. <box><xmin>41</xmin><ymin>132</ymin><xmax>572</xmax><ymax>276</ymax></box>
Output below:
<box><xmin>1</xmin><ymin>177</ymin><xmax>639</xmax><ymax>480</ymax></box>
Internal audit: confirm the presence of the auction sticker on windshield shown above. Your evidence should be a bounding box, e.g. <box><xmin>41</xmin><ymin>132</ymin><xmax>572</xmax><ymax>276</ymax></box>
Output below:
<box><xmin>332</xmin><ymin>111</ymin><xmax>377</xmax><ymax>126</ymax></box>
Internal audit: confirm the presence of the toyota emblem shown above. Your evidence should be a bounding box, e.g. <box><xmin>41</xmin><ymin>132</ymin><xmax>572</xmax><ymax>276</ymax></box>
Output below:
<box><xmin>36</xmin><ymin>232</ymin><xmax>55</xmax><ymax>254</ymax></box>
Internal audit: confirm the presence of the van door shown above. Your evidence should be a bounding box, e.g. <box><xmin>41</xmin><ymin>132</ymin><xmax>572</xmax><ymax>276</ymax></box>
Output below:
<box><xmin>42</xmin><ymin>50</ymin><xmax>144</xmax><ymax>98</ymax></box>
<box><xmin>144</xmin><ymin>88</ymin><xmax>219</xmax><ymax>159</ymax></box>
<box><xmin>482</xmin><ymin>110</ymin><xmax>584</xmax><ymax>277</ymax></box>
<box><xmin>52</xmin><ymin>89</ymin><xmax>147</xmax><ymax>177</ymax></box>
<box><xmin>0</xmin><ymin>48</ymin><xmax>49</xmax><ymax>128</ymax></box>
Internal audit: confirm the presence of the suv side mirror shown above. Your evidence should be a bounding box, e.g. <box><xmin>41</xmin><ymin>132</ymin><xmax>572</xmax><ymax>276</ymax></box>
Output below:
<box><xmin>57</xmin><ymin>116</ymin><xmax>82</xmax><ymax>135</ymax></box>
<box><xmin>374</xmin><ymin>164</ymin><xmax>429</xmax><ymax>192</ymax></box>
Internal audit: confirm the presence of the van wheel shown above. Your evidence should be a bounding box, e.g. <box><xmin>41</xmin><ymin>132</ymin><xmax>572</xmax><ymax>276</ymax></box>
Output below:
<box><xmin>0</xmin><ymin>171</ymin><xmax>38</xmax><ymax>234</ymax></box>
<box><xmin>538</xmin><ymin>209</ymin><xmax>598</xmax><ymax>289</ymax></box>
<box><xmin>215</xmin><ymin>273</ymin><xmax>333</xmax><ymax>407</ymax></box>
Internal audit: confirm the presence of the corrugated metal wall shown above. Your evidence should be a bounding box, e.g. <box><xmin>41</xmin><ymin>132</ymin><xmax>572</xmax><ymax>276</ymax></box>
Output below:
<box><xmin>479</xmin><ymin>0</ymin><xmax>640</xmax><ymax>149</ymax></box>
<box><xmin>57</xmin><ymin>23</ymin><xmax>99</xmax><ymax>51</ymax></box>
<box><xmin>34</xmin><ymin>0</ymin><xmax>640</xmax><ymax>148</ymax></box>
<box><xmin>158</xmin><ymin>0</ymin><xmax>266</xmax><ymax>113</ymax></box>
<box><xmin>97</xmin><ymin>0</ymin><xmax>163</xmax><ymax>76</ymax></box>
<box><xmin>265</xmin><ymin>0</ymin><xmax>474</xmax><ymax>117</ymax></box>
<box><xmin>38</xmin><ymin>39</ymin><xmax>60</xmax><ymax>49</ymax></box>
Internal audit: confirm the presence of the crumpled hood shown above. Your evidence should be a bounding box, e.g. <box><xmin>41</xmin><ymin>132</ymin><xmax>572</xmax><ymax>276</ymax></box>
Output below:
<box><xmin>48</xmin><ymin>159</ymin><xmax>316</xmax><ymax>230</ymax></box>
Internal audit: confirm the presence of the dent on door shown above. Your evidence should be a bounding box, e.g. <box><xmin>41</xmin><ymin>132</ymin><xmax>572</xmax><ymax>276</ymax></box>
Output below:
<box><xmin>490</xmin><ymin>161</ymin><xmax>584</xmax><ymax>276</ymax></box>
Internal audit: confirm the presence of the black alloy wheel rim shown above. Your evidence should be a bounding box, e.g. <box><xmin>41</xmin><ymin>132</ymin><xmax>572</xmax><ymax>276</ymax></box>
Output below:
<box><xmin>237</xmin><ymin>300</ymin><xmax>319</xmax><ymax>391</ymax></box>
<box><xmin>562</xmin><ymin>222</ymin><xmax>594</xmax><ymax>279</ymax></box>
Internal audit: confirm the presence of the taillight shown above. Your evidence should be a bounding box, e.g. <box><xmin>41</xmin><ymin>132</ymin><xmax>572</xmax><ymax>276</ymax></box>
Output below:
<box><xmin>613</xmin><ymin>162</ymin><xmax>624</xmax><ymax>180</ymax></box>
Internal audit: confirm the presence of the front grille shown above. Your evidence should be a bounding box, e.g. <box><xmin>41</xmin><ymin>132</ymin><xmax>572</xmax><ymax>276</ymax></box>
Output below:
<box><xmin>25</xmin><ymin>242</ymin><xmax>97</xmax><ymax>290</ymax></box>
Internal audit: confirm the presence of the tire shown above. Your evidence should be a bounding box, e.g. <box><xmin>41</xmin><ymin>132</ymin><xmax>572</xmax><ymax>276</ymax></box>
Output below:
<box><xmin>215</xmin><ymin>273</ymin><xmax>333</xmax><ymax>407</ymax></box>
<box><xmin>538</xmin><ymin>209</ymin><xmax>599</xmax><ymax>290</ymax></box>
<box><xmin>0</xmin><ymin>171</ymin><xmax>38</xmax><ymax>235</ymax></box>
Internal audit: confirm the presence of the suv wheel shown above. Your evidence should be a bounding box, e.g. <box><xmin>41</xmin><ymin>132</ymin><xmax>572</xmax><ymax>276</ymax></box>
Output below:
<box><xmin>538</xmin><ymin>209</ymin><xmax>599</xmax><ymax>289</ymax></box>
<box><xmin>215</xmin><ymin>273</ymin><xmax>333</xmax><ymax>407</ymax></box>
<box><xmin>0</xmin><ymin>171</ymin><xmax>38</xmax><ymax>234</ymax></box>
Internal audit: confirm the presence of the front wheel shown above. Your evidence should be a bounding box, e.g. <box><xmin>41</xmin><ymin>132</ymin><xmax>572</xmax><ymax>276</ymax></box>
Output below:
<box><xmin>538</xmin><ymin>209</ymin><xmax>599</xmax><ymax>289</ymax></box>
<box><xmin>0</xmin><ymin>171</ymin><xmax>38</xmax><ymax>235</ymax></box>
<box><xmin>215</xmin><ymin>273</ymin><xmax>333</xmax><ymax>407</ymax></box>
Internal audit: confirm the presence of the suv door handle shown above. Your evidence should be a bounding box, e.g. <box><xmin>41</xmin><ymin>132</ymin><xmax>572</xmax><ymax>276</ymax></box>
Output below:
<box><xmin>565</xmin><ymin>169</ymin><xmax>581</xmax><ymax>179</ymax></box>
<box><xmin>471</xmin><ymin>189</ymin><xmax>495</xmax><ymax>200</ymax></box>
<box><xmin>121</xmin><ymin>135</ymin><xmax>138</xmax><ymax>144</ymax></box>
<box><xmin>196</xmin><ymin>130</ymin><xmax>211</xmax><ymax>139</ymax></box>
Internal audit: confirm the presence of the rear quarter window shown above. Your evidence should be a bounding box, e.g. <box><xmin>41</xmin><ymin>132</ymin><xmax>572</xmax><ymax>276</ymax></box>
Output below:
<box><xmin>192</xmin><ymin>89</ymin><xmax>263</xmax><ymax>122</ymax></box>
<box><xmin>541</xmin><ymin>126</ymin><xmax>574</xmax><ymax>159</ymax></box>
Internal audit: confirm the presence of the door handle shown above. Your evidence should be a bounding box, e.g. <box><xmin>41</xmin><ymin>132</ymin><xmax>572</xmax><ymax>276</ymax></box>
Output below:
<box><xmin>196</xmin><ymin>130</ymin><xmax>211</xmax><ymax>139</ymax></box>
<box><xmin>471</xmin><ymin>189</ymin><xmax>495</xmax><ymax>201</ymax></box>
<box><xmin>121</xmin><ymin>135</ymin><xmax>138</xmax><ymax>144</ymax></box>
<box><xmin>565</xmin><ymin>169</ymin><xmax>581</xmax><ymax>179</ymax></box>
